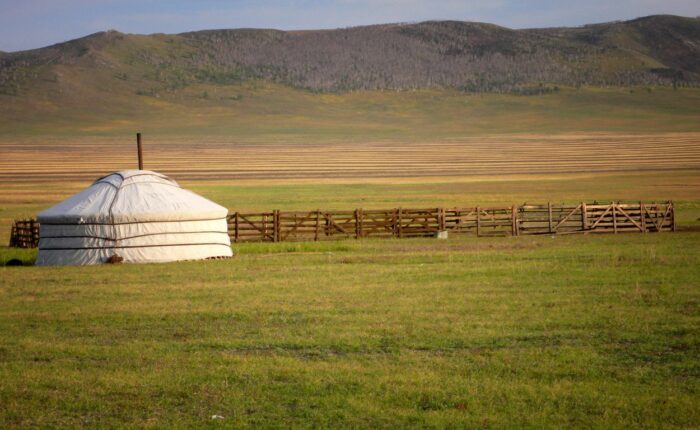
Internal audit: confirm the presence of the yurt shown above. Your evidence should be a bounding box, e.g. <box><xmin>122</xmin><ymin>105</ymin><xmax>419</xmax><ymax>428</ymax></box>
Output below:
<box><xmin>36</xmin><ymin>170</ymin><xmax>232</xmax><ymax>265</ymax></box>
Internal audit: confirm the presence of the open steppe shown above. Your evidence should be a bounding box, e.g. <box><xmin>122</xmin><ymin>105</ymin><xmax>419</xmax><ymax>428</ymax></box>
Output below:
<box><xmin>1</xmin><ymin>230</ymin><xmax>699</xmax><ymax>428</ymax></box>
<box><xmin>1</xmin><ymin>85</ymin><xmax>699</xmax><ymax>428</ymax></box>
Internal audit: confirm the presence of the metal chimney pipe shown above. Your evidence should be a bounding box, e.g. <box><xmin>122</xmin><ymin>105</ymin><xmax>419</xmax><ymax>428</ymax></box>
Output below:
<box><xmin>136</xmin><ymin>133</ymin><xmax>143</xmax><ymax>170</ymax></box>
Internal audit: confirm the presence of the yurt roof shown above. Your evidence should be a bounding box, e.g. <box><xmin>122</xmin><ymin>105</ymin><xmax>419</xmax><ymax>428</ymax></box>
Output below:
<box><xmin>37</xmin><ymin>170</ymin><xmax>228</xmax><ymax>225</ymax></box>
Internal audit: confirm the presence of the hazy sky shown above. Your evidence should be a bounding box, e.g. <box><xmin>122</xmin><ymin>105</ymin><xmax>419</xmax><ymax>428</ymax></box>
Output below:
<box><xmin>1</xmin><ymin>0</ymin><xmax>698</xmax><ymax>52</ymax></box>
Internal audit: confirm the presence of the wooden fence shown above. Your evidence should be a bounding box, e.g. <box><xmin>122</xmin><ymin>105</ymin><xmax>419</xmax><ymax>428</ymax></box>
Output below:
<box><xmin>8</xmin><ymin>219</ymin><xmax>40</xmax><ymax>248</ymax></box>
<box><xmin>227</xmin><ymin>201</ymin><xmax>675</xmax><ymax>242</ymax></box>
<box><xmin>8</xmin><ymin>201</ymin><xmax>675</xmax><ymax>248</ymax></box>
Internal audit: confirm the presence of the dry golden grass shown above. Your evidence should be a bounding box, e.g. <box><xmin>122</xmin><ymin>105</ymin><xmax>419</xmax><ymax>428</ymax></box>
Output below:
<box><xmin>1</xmin><ymin>133</ymin><xmax>699</xmax><ymax>181</ymax></box>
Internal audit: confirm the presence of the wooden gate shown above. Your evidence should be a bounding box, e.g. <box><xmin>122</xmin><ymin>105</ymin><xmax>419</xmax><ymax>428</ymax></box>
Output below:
<box><xmin>358</xmin><ymin>209</ymin><xmax>396</xmax><ymax>238</ymax></box>
<box><xmin>228</xmin><ymin>212</ymin><xmax>275</xmax><ymax>242</ymax></box>
<box><xmin>585</xmin><ymin>202</ymin><xmax>675</xmax><ymax>233</ymax></box>
<box><xmin>396</xmin><ymin>208</ymin><xmax>440</xmax><ymax>238</ymax></box>
<box><xmin>519</xmin><ymin>203</ymin><xmax>585</xmax><ymax>235</ymax></box>
<box><xmin>324</xmin><ymin>210</ymin><xmax>356</xmax><ymax>239</ymax></box>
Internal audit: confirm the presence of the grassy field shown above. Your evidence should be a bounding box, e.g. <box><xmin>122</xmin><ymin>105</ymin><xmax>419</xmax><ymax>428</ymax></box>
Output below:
<box><xmin>1</xmin><ymin>84</ymin><xmax>699</xmax><ymax>427</ymax></box>
<box><xmin>1</xmin><ymin>233</ymin><xmax>699</xmax><ymax>428</ymax></box>
<box><xmin>1</xmin><ymin>168</ymin><xmax>699</xmax><ymax>428</ymax></box>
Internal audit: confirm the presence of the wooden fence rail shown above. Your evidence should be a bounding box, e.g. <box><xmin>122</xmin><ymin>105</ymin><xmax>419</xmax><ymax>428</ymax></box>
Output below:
<box><xmin>8</xmin><ymin>219</ymin><xmax>40</xmax><ymax>248</ymax></box>
<box><xmin>8</xmin><ymin>202</ymin><xmax>675</xmax><ymax>248</ymax></box>
<box><xmin>226</xmin><ymin>201</ymin><xmax>674</xmax><ymax>243</ymax></box>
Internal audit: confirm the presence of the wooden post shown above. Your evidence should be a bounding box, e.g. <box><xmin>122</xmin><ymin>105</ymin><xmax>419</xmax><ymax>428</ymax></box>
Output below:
<box><xmin>136</xmin><ymin>133</ymin><xmax>143</xmax><ymax>170</ymax></box>
<box><xmin>354</xmin><ymin>209</ymin><xmax>358</xmax><ymax>239</ymax></box>
<box><xmin>358</xmin><ymin>208</ymin><xmax>363</xmax><ymax>238</ymax></box>
<box><xmin>548</xmin><ymin>202</ymin><xmax>553</xmax><ymax>234</ymax></box>
<box><xmin>581</xmin><ymin>202</ymin><xmax>588</xmax><ymax>231</ymax></box>
<box><xmin>234</xmin><ymin>212</ymin><xmax>239</xmax><ymax>243</ymax></box>
<box><xmin>261</xmin><ymin>213</ymin><xmax>267</xmax><ymax>242</ymax></box>
<box><xmin>354</xmin><ymin>209</ymin><xmax>361</xmax><ymax>239</ymax></box>
<box><xmin>670</xmin><ymin>201</ymin><xmax>676</xmax><ymax>232</ymax></box>
<box><xmin>612</xmin><ymin>202</ymin><xmax>618</xmax><ymax>234</ymax></box>
<box><xmin>476</xmin><ymin>207</ymin><xmax>481</xmax><ymax>237</ymax></box>
<box><xmin>29</xmin><ymin>219</ymin><xmax>35</xmax><ymax>247</ymax></box>
<box><xmin>511</xmin><ymin>205</ymin><xmax>518</xmax><ymax>236</ymax></box>
<box><xmin>640</xmin><ymin>201</ymin><xmax>646</xmax><ymax>233</ymax></box>
<box><xmin>315</xmin><ymin>209</ymin><xmax>320</xmax><ymax>241</ymax></box>
<box><xmin>273</xmin><ymin>210</ymin><xmax>280</xmax><ymax>242</ymax></box>
<box><xmin>438</xmin><ymin>207</ymin><xmax>445</xmax><ymax>231</ymax></box>
<box><xmin>9</xmin><ymin>224</ymin><xmax>16</xmax><ymax>247</ymax></box>
<box><xmin>397</xmin><ymin>207</ymin><xmax>403</xmax><ymax>238</ymax></box>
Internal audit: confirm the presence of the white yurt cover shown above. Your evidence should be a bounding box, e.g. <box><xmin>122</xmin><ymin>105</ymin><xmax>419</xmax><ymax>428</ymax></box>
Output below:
<box><xmin>36</xmin><ymin>170</ymin><xmax>232</xmax><ymax>265</ymax></box>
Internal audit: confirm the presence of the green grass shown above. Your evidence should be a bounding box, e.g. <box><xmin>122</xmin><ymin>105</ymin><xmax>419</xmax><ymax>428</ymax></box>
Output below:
<box><xmin>1</xmin><ymin>168</ymin><xmax>698</xmax><ymax>428</ymax></box>
<box><xmin>1</xmin><ymin>233</ymin><xmax>699</xmax><ymax>428</ymax></box>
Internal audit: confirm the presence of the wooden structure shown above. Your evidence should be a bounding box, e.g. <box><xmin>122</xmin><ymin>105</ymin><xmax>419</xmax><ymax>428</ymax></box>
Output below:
<box><xmin>9</xmin><ymin>201</ymin><xmax>675</xmax><ymax>248</ymax></box>
<box><xmin>8</xmin><ymin>219</ymin><xmax>40</xmax><ymax>248</ymax></box>
<box><xmin>226</xmin><ymin>201</ymin><xmax>675</xmax><ymax>243</ymax></box>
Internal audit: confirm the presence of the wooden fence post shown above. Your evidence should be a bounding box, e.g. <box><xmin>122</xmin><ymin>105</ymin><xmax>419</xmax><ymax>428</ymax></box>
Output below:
<box><xmin>273</xmin><ymin>210</ymin><xmax>280</xmax><ymax>242</ymax></box>
<box><xmin>315</xmin><ymin>209</ymin><xmax>321</xmax><ymax>241</ymax></box>
<box><xmin>262</xmin><ymin>213</ymin><xmax>268</xmax><ymax>242</ymax></box>
<box><xmin>9</xmin><ymin>223</ymin><xmax>16</xmax><ymax>247</ymax></box>
<box><xmin>612</xmin><ymin>202</ymin><xmax>618</xmax><ymax>234</ymax></box>
<box><xmin>397</xmin><ymin>207</ymin><xmax>402</xmax><ymax>238</ymax></box>
<box><xmin>354</xmin><ymin>209</ymin><xmax>361</xmax><ymax>239</ymax></box>
<box><xmin>511</xmin><ymin>205</ymin><xmax>518</xmax><ymax>236</ymax></box>
<box><xmin>476</xmin><ymin>207</ymin><xmax>481</xmax><ymax>237</ymax></box>
<box><xmin>234</xmin><ymin>212</ymin><xmax>239</xmax><ymax>243</ymax></box>
<box><xmin>581</xmin><ymin>202</ymin><xmax>588</xmax><ymax>232</ymax></box>
<box><xmin>639</xmin><ymin>201</ymin><xmax>646</xmax><ymax>233</ymax></box>
<box><xmin>670</xmin><ymin>201</ymin><xmax>676</xmax><ymax>232</ymax></box>
<box><xmin>548</xmin><ymin>202</ymin><xmax>553</xmax><ymax>234</ymax></box>
<box><xmin>359</xmin><ymin>208</ymin><xmax>364</xmax><ymax>238</ymax></box>
<box><xmin>354</xmin><ymin>209</ymin><xmax>358</xmax><ymax>239</ymax></box>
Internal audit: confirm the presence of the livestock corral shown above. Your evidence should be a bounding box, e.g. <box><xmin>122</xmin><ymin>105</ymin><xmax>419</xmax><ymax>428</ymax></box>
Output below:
<box><xmin>228</xmin><ymin>202</ymin><xmax>675</xmax><ymax>242</ymax></box>
<box><xmin>9</xmin><ymin>201</ymin><xmax>675</xmax><ymax>248</ymax></box>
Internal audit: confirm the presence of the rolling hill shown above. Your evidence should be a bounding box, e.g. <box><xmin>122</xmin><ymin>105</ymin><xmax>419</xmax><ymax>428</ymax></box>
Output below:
<box><xmin>2</xmin><ymin>15</ymin><xmax>700</xmax><ymax>94</ymax></box>
<box><xmin>0</xmin><ymin>15</ymin><xmax>699</xmax><ymax>137</ymax></box>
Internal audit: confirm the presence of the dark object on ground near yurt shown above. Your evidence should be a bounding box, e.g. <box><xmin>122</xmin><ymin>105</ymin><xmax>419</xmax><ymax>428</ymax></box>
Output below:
<box><xmin>106</xmin><ymin>254</ymin><xmax>124</xmax><ymax>264</ymax></box>
<box><xmin>6</xmin><ymin>259</ymin><xmax>23</xmax><ymax>266</ymax></box>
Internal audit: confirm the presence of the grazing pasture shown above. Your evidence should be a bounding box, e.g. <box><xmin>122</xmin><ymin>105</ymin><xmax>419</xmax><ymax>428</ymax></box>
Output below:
<box><xmin>1</xmin><ymin>87</ymin><xmax>699</xmax><ymax>428</ymax></box>
<box><xmin>1</xmin><ymin>233</ymin><xmax>699</xmax><ymax>428</ymax></box>
<box><xmin>1</xmin><ymin>164</ymin><xmax>699</xmax><ymax>428</ymax></box>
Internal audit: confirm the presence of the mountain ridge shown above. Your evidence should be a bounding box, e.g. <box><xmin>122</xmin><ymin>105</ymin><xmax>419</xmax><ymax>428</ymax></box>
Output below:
<box><xmin>1</xmin><ymin>14</ymin><xmax>699</xmax><ymax>97</ymax></box>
